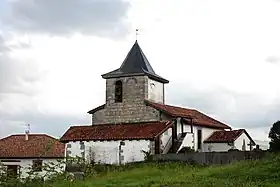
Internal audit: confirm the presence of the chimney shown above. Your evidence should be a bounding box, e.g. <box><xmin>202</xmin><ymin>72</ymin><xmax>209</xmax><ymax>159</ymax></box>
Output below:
<box><xmin>25</xmin><ymin>124</ymin><xmax>30</xmax><ymax>141</ymax></box>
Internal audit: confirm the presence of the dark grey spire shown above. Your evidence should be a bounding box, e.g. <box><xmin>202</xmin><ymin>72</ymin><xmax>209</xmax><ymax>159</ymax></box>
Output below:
<box><xmin>101</xmin><ymin>40</ymin><xmax>169</xmax><ymax>83</ymax></box>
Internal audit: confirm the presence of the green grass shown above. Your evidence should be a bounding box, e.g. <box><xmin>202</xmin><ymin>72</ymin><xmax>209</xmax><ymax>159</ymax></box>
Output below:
<box><xmin>35</xmin><ymin>154</ymin><xmax>280</xmax><ymax>187</ymax></box>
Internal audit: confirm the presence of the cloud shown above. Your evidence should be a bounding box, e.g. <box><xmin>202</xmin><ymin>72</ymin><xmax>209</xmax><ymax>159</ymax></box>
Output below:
<box><xmin>2</xmin><ymin>0</ymin><xmax>132</xmax><ymax>39</ymax></box>
<box><xmin>0</xmin><ymin>34</ymin><xmax>44</xmax><ymax>95</ymax></box>
<box><xmin>266</xmin><ymin>56</ymin><xmax>280</xmax><ymax>64</ymax></box>
<box><xmin>0</xmin><ymin>111</ymin><xmax>89</xmax><ymax>139</ymax></box>
<box><xmin>167</xmin><ymin>83</ymin><xmax>280</xmax><ymax>132</ymax></box>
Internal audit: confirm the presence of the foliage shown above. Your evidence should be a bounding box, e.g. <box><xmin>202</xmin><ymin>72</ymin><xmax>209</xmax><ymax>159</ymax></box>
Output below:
<box><xmin>269</xmin><ymin>120</ymin><xmax>280</xmax><ymax>152</ymax></box>
<box><xmin>55</xmin><ymin>153</ymin><xmax>280</xmax><ymax>187</ymax></box>
<box><xmin>0</xmin><ymin>158</ymin><xmax>66</xmax><ymax>187</ymax></box>
<box><xmin>1</xmin><ymin>154</ymin><xmax>280</xmax><ymax>186</ymax></box>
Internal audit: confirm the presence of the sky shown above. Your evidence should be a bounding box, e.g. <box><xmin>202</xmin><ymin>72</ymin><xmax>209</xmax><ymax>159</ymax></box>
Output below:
<box><xmin>0</xmin><ymin>0</ymin><xmax>279</xmax><ymax>147</ymax></box>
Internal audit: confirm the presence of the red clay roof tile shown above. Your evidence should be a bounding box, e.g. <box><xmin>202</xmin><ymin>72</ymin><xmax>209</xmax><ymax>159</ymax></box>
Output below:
<box><xmin>60</xmin><ymin>121</ymin><xmax>172</xmax><ymax>142</ymax></box>
<box><xmin>0</xmin><ymin>134</ymin><xmax>65</xmax><ymax>158</ymax></box>
<box><xmin>204</xmin><ymin>129</ymin><xmax>255</xmax><ymax>144</ymax></box>
<box><xmin>145</xmin><ymin>100</ymin><xmax>231</xmax><ymax>129</ymax></box>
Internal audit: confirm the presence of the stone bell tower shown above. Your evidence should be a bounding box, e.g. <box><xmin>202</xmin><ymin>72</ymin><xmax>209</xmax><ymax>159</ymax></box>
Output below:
<box><xmin>90</xmin><ymin>40</ymin><xmax>169</xmax><ymax>124</ymax></box>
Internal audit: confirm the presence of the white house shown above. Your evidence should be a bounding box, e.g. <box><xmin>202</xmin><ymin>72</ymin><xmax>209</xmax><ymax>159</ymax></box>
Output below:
<box><xmin>203</xmin><ymin>129</ymin><xmax>256</xmax><ymax>152</ymax></box>
<box><xmin>60</xmin><ymin>40</ymin><xmax>256</xmax><ymax>165</ymax></box>
<box><xmin>0</xmin><ymin>133</ymin><xmax>65</xmax><ymax>180</ymax></box>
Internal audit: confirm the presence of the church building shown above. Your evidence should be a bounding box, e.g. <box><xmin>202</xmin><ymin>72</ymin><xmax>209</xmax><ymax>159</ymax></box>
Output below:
<box><xmin>60</xmin><ymin>40</ymin><xmax>256</xmax><ymax>164</ymax></box>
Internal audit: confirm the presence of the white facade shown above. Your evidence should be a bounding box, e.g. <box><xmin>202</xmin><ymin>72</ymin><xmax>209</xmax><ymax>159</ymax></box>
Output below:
<box><xmin>147</xmin><ymin>78</ymin><xmax>164</xmax><ymax>103</ymax></box>
<box><xmin>66</xmin><ymin>140</ymin><xmax>153</xmax><ymax>164</ymax></box>
<box><xmin>66</xmin><ymin>127</ymin><xmax>174</xmax><ymax>164</ymax></box>
<box><xmin>172</xmin><ymin>117</ymin><xmax>221</xmax><ymax>152</ymax></box>
<box><xmin>0</xmin><ymin>158</ymin><xmax>65</xmax><ymax>180</ymax></box>
<box><xmin>204</xmin><ymin>132</ymin><xmax>252</xmax><ymax>152</ymax></box>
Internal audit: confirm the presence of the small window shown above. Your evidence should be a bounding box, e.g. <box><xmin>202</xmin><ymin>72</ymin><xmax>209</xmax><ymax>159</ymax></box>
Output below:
<box><xmin>80</xmin><ymin>142</ymin><xmax>85</xmax><ymax>150</ymax></box>
<box><xmin>32</xmin><ymin>160</ymin><xmax>43</xmax><ymax>172</ymax></box>
<box><xmin>164</xmin><ymin>130</ymin><xmax>168</xmax><ymax>135</ymax></box>
<box><xmin>115</xmin><ymin>80</ymin><xmax>123</xmax><ymax>103</ymax></box>
<box><xmin>67</xmin><ymin>144</ymin><xmax>71</xmax><ymax>148</ymax></box>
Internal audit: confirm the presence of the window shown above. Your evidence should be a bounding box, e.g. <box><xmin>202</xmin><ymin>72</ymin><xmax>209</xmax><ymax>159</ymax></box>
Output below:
<box><xmin>32</xmin><ymin>160</ymin><xmax>43</xmax><ymax>172</ymax></box>
<box><xmin>197</xmin><ymin>129</ymin><xmax>202</xmax><ymax>150</ymax></box>
<box><xmin>80</xmin><ymin>142</ymin><xmax>85</xmax><ymax>150</ymax></box>
<box><xmin>115</xmin><ymin>80</ymin><xmax>123</xmax><ymax>102</ymax></box>
<box><xmin>67</xmin><ymin>144</ymin><xmax>71</xmax><ymax>148</ymax></box>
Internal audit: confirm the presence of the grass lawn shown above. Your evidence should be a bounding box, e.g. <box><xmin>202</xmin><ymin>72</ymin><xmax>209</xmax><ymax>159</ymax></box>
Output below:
<box><xmin>41</xmin><ymin>154</ymin><xmax>280</xmax><ymax>187</ymax></box>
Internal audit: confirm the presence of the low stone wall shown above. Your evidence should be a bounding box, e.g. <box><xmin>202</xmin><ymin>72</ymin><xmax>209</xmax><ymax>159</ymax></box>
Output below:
<box><xmin>153</xmin><ymin>151</ymin><xmax>266</xmax><ymax>165</ymax></box>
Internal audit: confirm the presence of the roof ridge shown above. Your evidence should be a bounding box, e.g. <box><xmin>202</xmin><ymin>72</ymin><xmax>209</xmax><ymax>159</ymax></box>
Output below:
<box><xmin>70</xmin><ymin>120</ymin><xmax>170</xmax><ymax>128</ymax></box>
<box><xmin>0</xmin><ymin>134</ymin><xmax>61</xmax><ymax>142</ymax></box>
<box><xmin>145</xmin><ymin>99</ymin><xmax>196</xmax><ymax>110</ymax></box>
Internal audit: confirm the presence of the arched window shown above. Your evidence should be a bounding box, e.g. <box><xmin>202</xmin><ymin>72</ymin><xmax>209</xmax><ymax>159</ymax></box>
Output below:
<box><xmin>115</xmin><ymin>80</ymin><xmax>123</xmax><ymax>103</ymax></box>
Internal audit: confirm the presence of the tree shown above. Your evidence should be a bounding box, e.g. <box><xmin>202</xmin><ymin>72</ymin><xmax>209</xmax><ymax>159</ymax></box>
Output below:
<box><xmin>268</xmin><ymin>120</ymin><xmax>280</xmax><ymax>152</ymax></box>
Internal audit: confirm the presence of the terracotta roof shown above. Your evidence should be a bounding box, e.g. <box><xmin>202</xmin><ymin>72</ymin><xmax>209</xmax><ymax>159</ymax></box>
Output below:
<box><xmin>60</xmin><ymin>121</ymin><xmax>172</xmax><ymax>142</ymax></box>
<box><xmin>204</xmin><ymin>129</ymin><xmax>255</xmax><ymax>145</ymax></box>
<box><xmin>0</xmin><ymin>134</ymin><xmax>65</xmax><ymax>158</ymax></box>
<box><xmin>145</xmin><ymin>100</ymin><xmax>231</xmax><ymax>129</ymax></box>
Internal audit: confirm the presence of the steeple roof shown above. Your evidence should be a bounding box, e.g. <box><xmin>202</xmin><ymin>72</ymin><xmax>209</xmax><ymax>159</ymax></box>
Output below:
<box><xmin>101</xmin><ymin>40</ymin><xmax>169</xmax><ymax>83</ymax></box>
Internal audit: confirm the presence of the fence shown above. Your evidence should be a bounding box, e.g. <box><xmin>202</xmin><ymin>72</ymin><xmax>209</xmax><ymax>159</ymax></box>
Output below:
<box><xmin>153</xmin><ymin>150</ymin><xmax>266</xmax><ymax>165</ymax></box>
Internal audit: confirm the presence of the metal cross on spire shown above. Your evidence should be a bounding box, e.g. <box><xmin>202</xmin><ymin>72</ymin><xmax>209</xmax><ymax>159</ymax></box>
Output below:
<box><xmin>25</xmin><ymin>124</ymin><xmax>30</xmax><ymax>134</ymax></box>
<box><xmin>136</xmin><ymin>29</ymin><xmax>139</xmax><ymax>40</ymax></box>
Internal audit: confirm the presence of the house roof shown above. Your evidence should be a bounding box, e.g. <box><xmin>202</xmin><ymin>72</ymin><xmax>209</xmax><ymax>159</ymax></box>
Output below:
<box><xmin>145</xmin><ymin>100</ymin><xmax>231</xmax><ymax>129</ymax></box>
<box><xmin>101</xmin><ymin>40</ymin><xmax>169</xmax><ymax>83</ymax></box>
<box><xmin>60</xmin><ymin>121</ymin><xmax>172</xmax><ymax>142</ymax></box>
<box><xmin>204</xmin><ymin>129</ymin><xmax>256</xmax><ymax>145</ymax></box>
<box><xmin>0</xmin><ymin>134</ymin><xmax>65</xmax><ymax>158</ymax></box>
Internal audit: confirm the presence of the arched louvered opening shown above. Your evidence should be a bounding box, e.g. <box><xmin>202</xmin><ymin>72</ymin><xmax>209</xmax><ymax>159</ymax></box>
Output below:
<box><xmin>115</xmin><ymin>80</ymin><xmax>123</xmax><ymax>103</ymax></box>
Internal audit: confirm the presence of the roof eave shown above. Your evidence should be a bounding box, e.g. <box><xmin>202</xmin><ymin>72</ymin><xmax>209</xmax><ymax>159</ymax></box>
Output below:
<box><xmin>60</xmin><ymin>137</ymin><xmax>155</xmax><ymax>142</ymax></box>
<box><xmin>0</xmin><ymin>156</ymin><xmax>65</xmax><ymax>159</ymax></box>
<box><xmin>102</xmin><ymin>72</ymin><xmax>169</xmax><ymax>84</ymax></box>
<box><xmin>87</xmin><ymin>104</ymin><xmax>105</xmax><ymax>114</ymax></box>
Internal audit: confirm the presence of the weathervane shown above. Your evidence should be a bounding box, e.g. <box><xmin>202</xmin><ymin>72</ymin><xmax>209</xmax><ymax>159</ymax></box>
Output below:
<box><xmin>136</xmin><ymin>29</ymin><xmax>139</xmax><ymax>40</ymax></box>
<box><xmin>25</xmin><ymin>124</ymin><xmax>30</xmax><ymax>134</ymax></box>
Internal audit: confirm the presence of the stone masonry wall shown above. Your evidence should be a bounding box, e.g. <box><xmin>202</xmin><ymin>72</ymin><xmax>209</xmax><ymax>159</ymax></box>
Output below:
<box><xmin>92</xmin><ymin>76</ymin><xmax>160</xmax><ymax>124</ymax></box>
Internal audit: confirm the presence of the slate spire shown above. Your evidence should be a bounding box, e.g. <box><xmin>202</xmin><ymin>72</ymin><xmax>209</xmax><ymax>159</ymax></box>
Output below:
<box><xmin>101</xmin><ymin>40</ymin><xmax>169</xmax><ymax>83</ymax></box>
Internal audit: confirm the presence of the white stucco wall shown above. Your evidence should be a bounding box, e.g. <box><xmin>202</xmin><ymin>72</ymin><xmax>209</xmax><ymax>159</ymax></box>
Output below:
<box><xmin>66</xmin><ymin>140</ymin><xmax>152</xmax><ymax>164</ymax></box>
<box><xmin>175</xmin><ymin>119</ymin><xmax>220</xmax><ymax>151</ymax></box>
<box><xmin>0</xmin><ymin>158</ymin><xmax>65</xmax><ymax>180</ymax></box>
<box><xmin>178</xmin><ymin>133</ymin><xmax>195</xmax><ymax>152</ymax></box>
<box><xmin>204</xmin><ymin>132</ymin><xmax>253</xmax><ymax>152</ymax></box>
<box><xmin>234</xmin><ymin>132</ymin><xmax>252</xmax><ymax>151</ymax></box>
<box><xmin>147</xmin><ymin>78</ymin><xmax>164</xmax><ymax>103</ymax></box>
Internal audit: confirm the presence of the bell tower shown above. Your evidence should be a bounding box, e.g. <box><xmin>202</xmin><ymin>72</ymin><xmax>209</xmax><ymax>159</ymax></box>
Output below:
<box><xmin>92</xmin><ymin>40</ymin><xmax>169</xmax><ymax>124</ymax></box>
<box><xmin>102</xmin><ymin>40</ymin><xmax>169</xmax><ymax>105</ymax></box>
